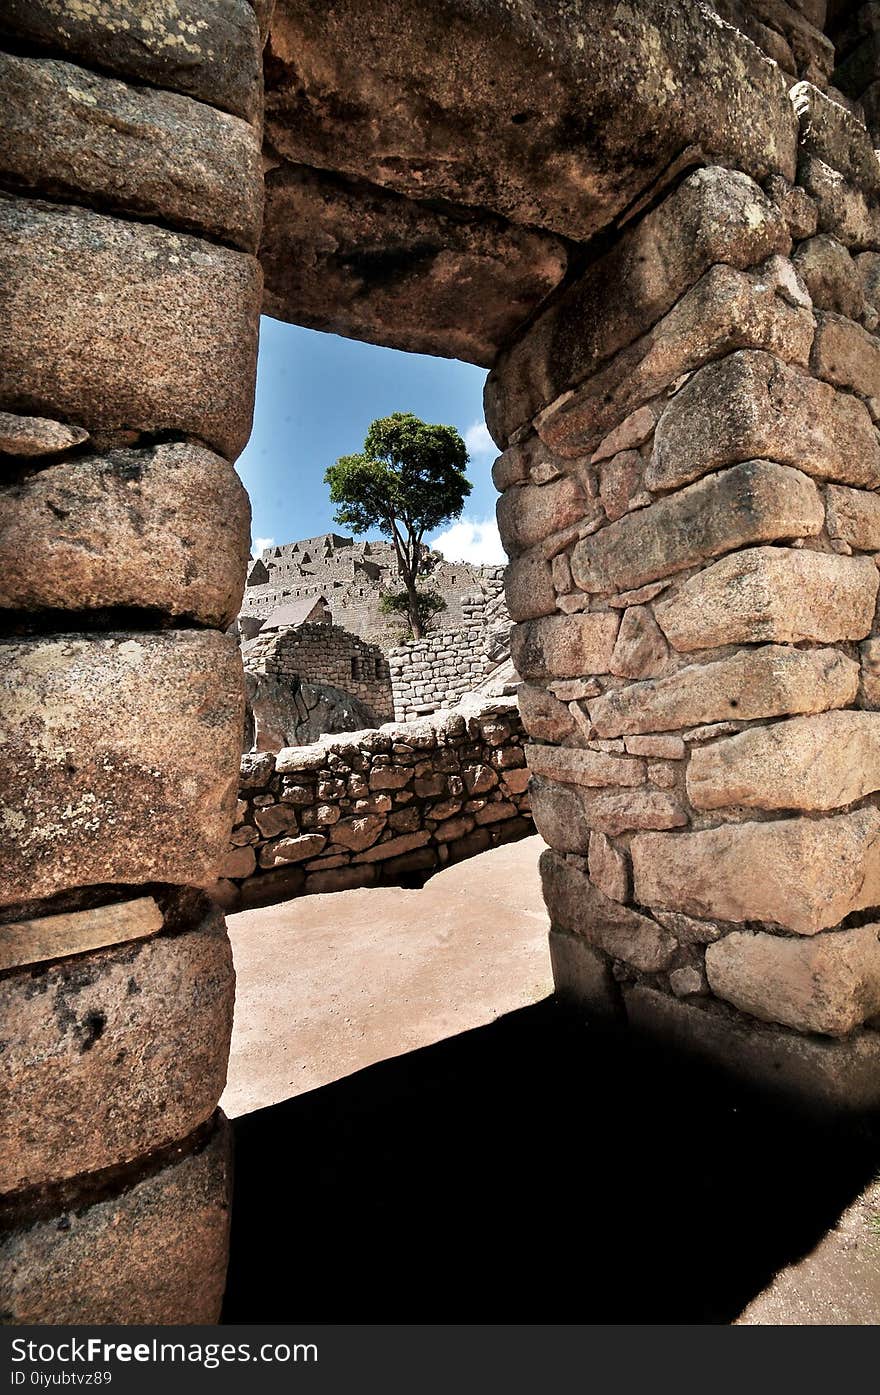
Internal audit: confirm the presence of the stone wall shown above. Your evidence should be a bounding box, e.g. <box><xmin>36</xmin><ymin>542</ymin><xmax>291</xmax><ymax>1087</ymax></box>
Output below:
<box><xmin>487</xmin><ymin>111</ymin><xmax>880</xmax><ymax>1110</ymax></box>
<box><xmin>0</xmin><ymin>0</ymin><xmax>266</xmax><ymax>1322</ymax></box>
<box><xmin>214</xmin><ymin>699</ymin><xmax>532</xmax><ymax>909</ymax></box>
<box><xmin>243</xmin><ymin>621</ymin><xmax>394</xmax><ymax>722</ymax></box>
<box><xmin>389</xmin><ymin>586</ymin><xmax>512</xmax><ymax>720</ymax></box>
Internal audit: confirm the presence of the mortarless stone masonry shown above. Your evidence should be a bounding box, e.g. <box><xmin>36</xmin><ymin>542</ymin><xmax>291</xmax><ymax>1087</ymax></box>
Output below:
<box><xmin>212</xmin><ymin>697</ymin><xmax>532</xmax><ymax>910</ymax></box>
<box><xmin>2</xmin><ymin>0</ymin><xmax>878</xmax><ymax>1325</ymax></box>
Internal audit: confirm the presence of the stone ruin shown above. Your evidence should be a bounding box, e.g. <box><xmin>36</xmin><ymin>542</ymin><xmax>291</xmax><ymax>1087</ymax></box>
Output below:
<box><xmin>241</xmin><ymin>528</ymin><xmax>506</xmax><ymax>645</ymax></box>
<box><xmin>1</xmin><ymin>0</ymin><xmax>879</xmax><ymax>1324</ymax></box>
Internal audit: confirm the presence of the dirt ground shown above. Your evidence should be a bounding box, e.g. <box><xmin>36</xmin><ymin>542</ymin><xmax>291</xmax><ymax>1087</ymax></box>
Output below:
<box><xmin>222</xmin><ymin>836</ymin><xmax>880</xmax><ymax>1325</ymax></box>
<box><xmin>222</xmin><ymin>835</ymin><xmax>553</xmax><ymax>1118</ymax></box>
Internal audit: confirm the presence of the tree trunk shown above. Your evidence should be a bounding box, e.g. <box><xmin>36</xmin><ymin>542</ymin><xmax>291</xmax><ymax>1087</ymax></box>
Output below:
<box><xmin>406</xmin><ymin>577</ymin><xmax>424</xmax><ymax>641</ymax></box>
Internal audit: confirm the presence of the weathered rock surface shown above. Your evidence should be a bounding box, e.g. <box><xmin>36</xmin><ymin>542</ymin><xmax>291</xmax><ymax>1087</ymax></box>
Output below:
<box><xmin>0</xmin><ymin>195</ymin><xmax>261</xmax><ymax>462</ymax></box>
<box><xmin>608</xmin><ymin>606</ymin><xmax>670</xmax><ymax>680</ymax></box>
<box><xmin>583</xmin><ymin>788</ymin><xmax>687</xmax><ymax>835</ymax></box>
<box><xmin>522</xmin><ymin>263</ymin><xmax>814</xmax><ymax>457</ymax></box>
<box><xmin>0</xmin><ymin>1116</ymin><xmax>232</xmax><ymax>1324</ymax></box>
<box><xmin>510</xmin><ymin>613</ymin><xmax>619</xmax><ymax>679</ymax></box>
<box><xmin>705</xmin><ymin>924</ymin><xmax>880</xmax><ymax>1036</ymax></box>
<box><xmin>548</xmin><ymin>928</ymin><xmax>621</xmax><ymax>1022</ymax></box>
<box><xmin>1</xmin><ymin>902</ymin><xmax>234</xmax><ymax>1191</ymax></box>
<box><xmin>655</xmin><ymin>548</ymin><xmax>878</xmax><ymax>650</ymax></box>
<box><xmin>799</xmin><ymin>155</ymin><xmax>880</xmax><ymax>252</ymax></box>
<box><xmin>504</xmin><ymin>550</ymin><xmax>557</xmax><ymax>622</ymax></box>
<box><xmin>687</xmin><ymin>710</ymin><xmax>880</xmax><ymax>812</ymax></box>
<box><xmin>0</xmin><ymin>410</ymin><xmax>88</xmax><ymax>457</ymax></box>
<box><xmin>811</xmin><ymin>310</ymin><xmax>880</xmax><ymax>399</ymax></box>
<box><xmin>623</xmin><ymin>986</ymin><xmax>880</xmax><ymax>1113</ymax></box>
<box><xmin>588</xmin><ymin>830</ymin><xmax>629</xmax><ymax>903</ymax></box>
<box><xmin>590</xmin><ymin>645</ymin><xmax>859</xmax><ymax>737</ymax></box>
<box><xmin>0</xmin><ymin>443</ymin><xmax>250</xmax><ymax>626</ymax></box>
<box><xmin>572</xmin><ymin>461</ymin><xmax>823</xmax><ymax>595</ymax></box>
<box><xmin>792</xmin><ymin>236</ymin><xmax>867</xmax><ymax>320</ymax></box>
<box><xmin>0</xmin><ymin>0</ymin><xmax>262</xmax><ymax>122</ymax></box>
<box><xmin>497</xmin><ymin>475</ymin><xmax>585</xmax><ymax>555</ymax></box>
<box><xmin>260</xmin><ymin>162</ymin><xmax>567</xmax><ymax>367</ymax></box>
<box><xmin>485</xmin><ymin>166</ymin><xmax>789</xmax><ymax>437</ymax></box>
<box><xmin>647</xmin><ymin>350</ymin><xmax>880</xmax><ymax>491</ymax></box>
<box><xmin>631</xmin><ymin>807</ymin><xmax>880</xmax><ymax>935</ymax></box>
<box><xmin>529</xmin><ymin>777</ymin><xmax>589</xmax><ymax>855</ymax></box>
<box><xmin>540</xmin><ymin>849</ymin><xmax>677</xmax><ymax>972</ymax></box>
<box><xmin>825</xmin><ymin>483</ymin><xmax>880</xmax><ymax>549</ymax></box>
<box><xmin>527</xmin><ymin>744</ymin><xmax>644</xmax><ymax>788</ymax></box>
<box><xmin>265</xmin><ymin>1</ymin><xmax>795</xmax><ymax>244</ymax></box>
<box><xmin>0</xmin><ymin>896</ymin><xmax>162</xmax><ymax>974</ymax></box>
<box><xmin>791</xmin><ymin>81</ymin><xmax>880</xmax><ymax>193</ymax></box>
<box><xmin>0</xmin><ymin>53</ymin><xmax>263</xmax><ymax>253</ymax></box>
<box><xmin>0</xmin><ymin>631</ymin><xmax>244</xmax><ymax>907</ymax></box>
<box><xmin>516</xmin><ymin>683</ymin><xmax>576</xmax><ymax>743</ymax></box>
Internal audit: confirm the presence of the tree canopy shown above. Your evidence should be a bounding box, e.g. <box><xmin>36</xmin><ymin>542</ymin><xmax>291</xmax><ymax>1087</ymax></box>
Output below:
<box><xmin>324</xmin><ymin>412</ymin><xmax>472</xmax><ymax>639</ymax></box>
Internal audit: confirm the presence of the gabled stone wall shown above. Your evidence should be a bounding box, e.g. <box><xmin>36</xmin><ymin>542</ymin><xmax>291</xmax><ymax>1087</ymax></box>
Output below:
<box><xmin>214</xmin><ymin>699</ymin><xmax>532</xmax><ymax>909</ymax></box>
<box><xmin>243</xmin><ymin>621</ymin><xmax>394</xmax><ymax>722</ymax></box>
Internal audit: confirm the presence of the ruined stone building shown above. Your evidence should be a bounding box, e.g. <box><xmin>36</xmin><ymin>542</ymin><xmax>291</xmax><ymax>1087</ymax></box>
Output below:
<box><xmin>2</xmin><ymin>0</ymin><xmax>880</xmax><ymax>1325</ymax></box>
<box><xmin>241</xmin><ymin>529</ymin><xmax>505</xmax><ymax>644</ymax></box>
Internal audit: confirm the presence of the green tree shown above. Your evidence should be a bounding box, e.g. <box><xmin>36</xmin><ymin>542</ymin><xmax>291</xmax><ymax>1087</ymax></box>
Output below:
<box><xmin>324</xmin><ymin>412</ymin><xmax>472</xmax><ymax>640</ymax></box>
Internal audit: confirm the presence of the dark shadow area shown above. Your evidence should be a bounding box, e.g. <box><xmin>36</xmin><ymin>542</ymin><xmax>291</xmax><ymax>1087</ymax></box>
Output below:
<box><xmin>223</xmin><ymin>999</ymin><xmax>880</xmax><ymax>1323</ymax></box>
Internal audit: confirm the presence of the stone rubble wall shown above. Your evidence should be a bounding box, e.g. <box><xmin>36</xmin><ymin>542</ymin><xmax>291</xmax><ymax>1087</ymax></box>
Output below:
<box><xmin>243</xmin><ymin>621</ymin><xmax>394</xmax><ymax>722</ymax></box>
<box><xmin>0</xmin><ymin>0</ymin><xmax>267</xmax><ymax>1324</ymax></box>
<box><xmin>485</xmin><ymin>102</ymin><xmax>880</xmax><ymax>1111</ymax></box>
<box><xmin>213</xmin><ymin>698</ymin><xmax>532</xmax><ymax>909</ymax></box>
<box><xmin>388</xmin><ymin>586</ymin><xmax>511</xmax><ymax>720</ymax></box>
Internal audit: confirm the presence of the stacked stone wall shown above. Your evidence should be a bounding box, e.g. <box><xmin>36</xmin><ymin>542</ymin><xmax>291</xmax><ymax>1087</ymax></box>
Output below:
<box><xmin>486</xmin><ymin>102</ymin><xmax>880</xmax><ymax>1110</ymax></box>
<box><xmin>0</xmin><ymin>0</ymin><xmax>266</xmax><ymax>1323</ymax></box>
<box><xmin>215</xmin><ymin>699</ymin><xmax>532</xmax><ymax>909</ymax></box>
<box><xmin>243</xmin><ymin>622</ymin><xmax>394</xmax><ymax>721</ymax></box>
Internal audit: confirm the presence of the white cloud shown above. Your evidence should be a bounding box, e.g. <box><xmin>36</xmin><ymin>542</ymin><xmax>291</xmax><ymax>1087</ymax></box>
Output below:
<box><xmin>431</xmin><ymin>517</ymin><xmax>505</xmax><ymax>565</ymax></box>
<box><xmin>464</xmin><ymin>420</ymin><xmax>496</xmax><ymax>458</ymax></box>
<box><xmin>251</xmin><ymin>536</ymin><xmax>275</xmax><ymax>557</ymax></box>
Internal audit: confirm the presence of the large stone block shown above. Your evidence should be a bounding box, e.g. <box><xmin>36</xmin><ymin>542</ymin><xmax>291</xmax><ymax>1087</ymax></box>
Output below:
<box><xmin>0</xmin><ymin>443</ymin><xmax>250</xmax><ymax>626</ymax></box>
<box><xmin>825</xmin><ymin>483</ymin><xmax>880</xmax><ymax>550</ymax></box>
<box><xmin>631</xmin><ymin>807</ymin><xmax>880</xmax><ymax>935</ymax></box>
<box><xmin>0</xmin><ymin>54</ymin><xmax>263</xmax><ymax>253</ymax></box>
<box><xmin>496</xmin><ymin>475</ymin><xmax>585</xmax><ymax>555</ymax></box>
<box><xmin>589</xmin><ymin>645</ymin><xmax>858</xmax><ymax>738</ymax></box>
<box><xmin>798</xmin><ymin>156</ymin><xmax>880</xmax><ymax>253</ymax></box>
<box><xmin>526</xmin><ymin>744</ymin><xmax>644</xmax><ymax>788</ymax></box>
<box><xmin>510</xmin><ymin>613</ymin><xmax>619</xmax><ymax>679</ymax></box>
<box><xmin>571</xmin><ymin>461</ymin><xmax>823</xmax><ymax>596</ymax></box>
<box><xmin>811</xmin><ymin>310</ymin><xmax>880</xmax><ymax>399</ymax></box>
<box><xmin>485</xmin><ymin>167</ymin><xmax>789</xmax><ymax>438</ymax></box>
<box><xmin>266</xmin><ymin>0</ymin><xmax>795</xmax><ymax>248</ymax></box>
<box><xmin>706</xmin><ymin>924</ymin><xmax>880</xmax><ymax>1037</ymax></box>
<box><xmin>654</xmin><ymin>547</ymin><xmax>878</xmax><ymax>650</ymax></box>
<box><xmin>687</xmin><ymin>710</ymin><xmax>880</xmax><ymax>812</ymax></box>
<box><xmin>623</xmin><ymin>986</ymin><xmax>880</xmax><ymax>1113</ymax></box>
<box><xmin>520</xmin><ymin>263</ymin><xmax>814</xmax><ymax>458</ymax></box>
<box><xmin>540</xmin><ymin>848</ymin><xmax>677</xmax><ymax>972</ymax></box>
<box><xmin>791</xmin><ymin>82</ymin><xmax>880</xmax><ymax>194</ymax></box>
<box><xmin>260</xmin><ymin>162</ymin><xmax>567</xmax><ymax>367</ymax></box>
<box><xmin>504</xmin><ymin>551</ymin><xmax>557</xmax><ymax>622</ymax></box>
<box><xmin>0</xmin><ymin>0</ymin><xmax>262</xmax><ymax>122</ymax></box>
<box><xmin>0</xmin><ymin>899</ymin><xmax>234</xmax><ymax>1191</ymax></box>
<box><xmin>793</xmin><ymin>235</ymin><xmax>867</xmax><ymax>321</ymax></box>
<box><xmin>527</xmin><ymin>777</ymin><xmax>589</xmax><ymax>855</ymax></box>
<box><xmin>0</xmin><ymin>195</ymin><xmax>261</xmax><ymax>461</ymax></box>
<box><xmin>647</xmin><ymin>350</ymin><xmax>880</xmax><ymax>492</ymax></box>
<box><xmin>0</xmin><ymin>410</ymin><xmax>88</xmax><ymax>457</ymax></box>
<box><xmin>516</xmin><ymin>683</ymin><xmax>576</xmax><ymax>743</ymax></box>
<box><xmin>0</xmin><ymin>1115</ymin><xmax>232</xmax><ymax>1324</ymax></box>
<box><xmin>0</xmin><ymin>631</ymin><xmax>244</xmax><ymax>907</ymax></box>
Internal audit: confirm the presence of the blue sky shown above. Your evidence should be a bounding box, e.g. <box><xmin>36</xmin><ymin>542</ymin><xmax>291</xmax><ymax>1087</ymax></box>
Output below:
<box><xmin>235</xmin><ymin>316</ymin><xmax>505</xmax><ymax>563</ymax></box>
